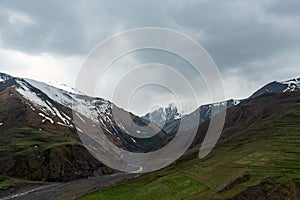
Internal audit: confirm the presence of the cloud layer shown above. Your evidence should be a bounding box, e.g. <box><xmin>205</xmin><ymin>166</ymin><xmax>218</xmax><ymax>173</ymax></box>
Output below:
<box><xmin>0</xmin><ymin>0</ymin><xmax>299</xmax><ymax>115</ymax></box>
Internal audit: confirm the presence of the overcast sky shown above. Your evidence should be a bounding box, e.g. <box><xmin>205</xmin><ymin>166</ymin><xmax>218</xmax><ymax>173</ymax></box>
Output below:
<box><xmin>0</xmin><ymin>0</ymin><xmax>300</xmax><ymax>115</ymax></box>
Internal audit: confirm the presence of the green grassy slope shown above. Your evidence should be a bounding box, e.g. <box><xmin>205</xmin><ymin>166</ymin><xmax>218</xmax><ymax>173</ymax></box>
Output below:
<box><xmin>0</xmin><ymin>126</ymin><xmax>81</xmax><ymax>189</ymax></box>
<box><xmin>0</xmin><ymin>126</ymin><xmax>115</xmax><ymax>191</ymax></box>
<box><xmin>79</xmin><ymin>109</ymin><xmax>300</xmax><ymax>200</ymax></box>
<box><xmin>0</xmin><ymin>86</ymin><xmax>115</xmax><ymax>190</ymax></box>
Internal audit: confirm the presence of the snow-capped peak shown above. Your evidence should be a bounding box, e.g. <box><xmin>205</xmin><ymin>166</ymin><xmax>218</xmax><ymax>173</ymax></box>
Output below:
<box><xmin>23</xmin><ymin>78</ymin><xmax>113</xmax><ymax>123</ymax></box>
<box><xmin>281</xmin><ymin>78</ymin><xmax>300</xmax><ymax>92</ymax></box>
<box><xmin>142</xmin><ymin>103</ymin><xmax>182</xmax><ymax>128</ymax></box>
<box><xmin>250</xmin><ymin>77</ymin><xmax>300</xmax><ymax>99</ymax></box>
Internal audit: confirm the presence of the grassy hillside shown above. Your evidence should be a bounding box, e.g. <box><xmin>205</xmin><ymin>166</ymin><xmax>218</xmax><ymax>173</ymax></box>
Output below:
<box><xmin>0</xmin><ymin>126</ymin><xmax>118</xmax><ymax>188</ymax></box>
<box><xmin>79</xmin><ymin>109</ymin><xmax>300</xmax><ymax>199</ymax></box>
<box><xmin>0</xmin><ymin>86</ymin><xmax>117</xmax><ymax>192</ymax></box>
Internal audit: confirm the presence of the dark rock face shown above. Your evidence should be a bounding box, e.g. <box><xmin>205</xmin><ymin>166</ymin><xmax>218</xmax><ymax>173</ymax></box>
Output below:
<box><xmin>7</xmin><ymin>144</ymin><xmax>116</xmax><ymax>182</ymax></box>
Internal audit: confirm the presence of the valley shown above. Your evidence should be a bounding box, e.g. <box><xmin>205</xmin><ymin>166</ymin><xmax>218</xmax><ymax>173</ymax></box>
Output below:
<box><xmin>79</xmin><ymin>91</ymin><xmax>300</xmax><ymax>199</ymax></box>
<box><xmin>0</xmin><ymin>72</ymin><xmax>300</xmax><ymax>199</ymax></box>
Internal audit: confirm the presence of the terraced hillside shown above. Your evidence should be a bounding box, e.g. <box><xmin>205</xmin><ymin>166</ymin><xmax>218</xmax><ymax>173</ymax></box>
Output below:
<box><xmin>79</xmin><ymin>92</ymin><xmax>300</xmax><ymax>200</ymax></box>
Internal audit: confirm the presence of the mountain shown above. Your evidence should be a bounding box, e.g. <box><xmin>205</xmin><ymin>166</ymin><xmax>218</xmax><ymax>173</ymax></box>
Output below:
<box><xmin>250</xmin><ymin>77</ymin><xmax>300</xmax><ymax>99</ymax></box>
<box><xmin>1</xmin><ymin>72</ymin><xmax>300</xmax><ymax>199</ymax></box>
<box><xmin>142</xmin><ymin>103</ymin><xmax>181</xmax><ymax>128</ymax></box>
<box><xmin>79</xmin><ymin>88</ymin><xmax>300</xmax><ymax>200</ymax></box>
<box><xmin>0</xmin><ymin>72</ymin><xmax>165</xmax><ymax>185</ymax></box>
<box><xmin>0</xmin><ymin>73</ymin><xmax>12</xmax><ymax>82</ymax></box>
<box><xmin>157</xmin><ymin>77</ymin><xmax>300</xmax><ymax>135</ymax></box>
<box><xmin>161</xmin><ymin>99</ymin><xmax>240</xmax><ymax>135</ymax></box>
<box><xmin>22</xmin><ymin>77</ymin><xmax>165</xmax><ymax>153</ymax></box>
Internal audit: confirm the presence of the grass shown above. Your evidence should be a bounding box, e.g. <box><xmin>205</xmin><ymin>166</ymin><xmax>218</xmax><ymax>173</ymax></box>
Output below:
<box><xmin>78</xmin><ymin>109</ymin><xmax>300</xmax><ymax>199</ymax></box>
<box><xmin>0</xmin><ymin>126</ymin><xmax>82</xmax><ymax>181</ymax></box>
<box><xmin>0</xmin><ymin>176</ymin><xmax>26</xmax><ymax>190</ymax></box>
<box><xmin>0</xmin><ymin>126</ymin><xmax>80</xmax><ymax>157</ymax></box>
<box><xmin>0</xmin><ymin>126</ymin><xmax>80</xmax><ymax>167</ymax></box>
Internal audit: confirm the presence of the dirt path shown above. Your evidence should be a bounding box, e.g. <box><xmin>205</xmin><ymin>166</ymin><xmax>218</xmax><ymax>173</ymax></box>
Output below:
<box><xmin>0</xmin><ymin>173</ymin><xmax>139</xmax><ymax>200</ymax></box>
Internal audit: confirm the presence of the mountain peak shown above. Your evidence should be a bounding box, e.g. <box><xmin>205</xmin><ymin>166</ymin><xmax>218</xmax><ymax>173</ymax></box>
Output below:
<box><xmin>142</xmin><ymin>103</ymin><xmax>182</xmax><ymax>128</ymax></box>
<box><xmin>250</xmin><ymin>77</ymin><xmax>300</xmax><ymax>99</ymax></box>
<box><xmin>280</xmin><ymin>78</ymin><xmax>300</xmax><ymax>92</ymax></box>
<box><xmin>0</xmin><ymin>72</ymin><xmax>13</xmax><ymax>82</ymax></box>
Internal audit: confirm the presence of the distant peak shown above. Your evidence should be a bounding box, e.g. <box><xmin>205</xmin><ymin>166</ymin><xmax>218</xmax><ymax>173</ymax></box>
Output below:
<box><xmin>0</xmin><ymin>72</ymin><xmax>13</xmax><ymax>82</ymax></box>
<box><xmin>142</xmin><ymin>103</ymin><xmax>182</xmax><ymax>128</ymax></box>
<box><xmin>250</xmin><ymin>76</ymin><xmax>300</xmax><ymax>99</ymax></box>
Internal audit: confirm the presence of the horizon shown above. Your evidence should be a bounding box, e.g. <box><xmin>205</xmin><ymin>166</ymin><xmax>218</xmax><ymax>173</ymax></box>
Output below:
<box><xmin>1</xmin><ymin>70</ymin><xmax>299</xmax><ymax>116</ymax></box>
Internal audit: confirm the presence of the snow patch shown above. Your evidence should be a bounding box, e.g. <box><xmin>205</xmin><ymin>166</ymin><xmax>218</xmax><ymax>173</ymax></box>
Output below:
<box><xmin>17</xmin><ymin>78</ymin><xmax>127</xmax><ymax>136</ymax></box>
<box><xmin>39</xmin><ymin>113</ymin><xmax>54</xmax><ymax>124</ymax></box>
<box><xmin>75</xmin><ymin>112</ymin><xmax>86</xmax><ymax>123</ymax></box>
<box><xmin>76</xmin><ymin>127</ymin><xmax>83</xmax><ymax>133</ymax></box>
<box><xmin>233</xmin><ymin>100</ymin><xmax>240</xmax><ymax>105</ymax></box>
<box><xmin>131</xmin><ymin>138</ymin><xmax>136</xmax><ymax>143</ymax></box>
<box><xmin>16</xmin><ymin>80</ymin><xmax>56</xmax><ymax>115</ymax></box>
<box><xmin>281</xmin><ymin>78</ymin><xmax>300</xmax><ymax>92</ymax></box>
<box><xmin>47</xmin><ymin>81</ymin><xmax>84</xmax><ymax>95</ymax></box>
<box><xmin>57</xmin><ymin>122</ymin><xmax>73</xmax><ymax>128</ymax></box>
<box><xmin>52</xmin><ymin>107</ymin><xmax>69</xmax><ymax>124</ymax></box>
<box><xmin>25</xmin><ymin>78</ymin><xmax>74</xmax><ymax>108</ymax></box>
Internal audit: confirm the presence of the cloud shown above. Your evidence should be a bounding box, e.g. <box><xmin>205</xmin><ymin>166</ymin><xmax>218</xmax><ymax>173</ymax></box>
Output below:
<box><xmin>8</xmin><ymin>10</ymin><xmax>34</xmax><ymax>25</ymax></box>
<box><xmin>266</xmin><ymin>0</ymin><xmax>300</xmax><ymax>16</ymax></box>
<box><xmin>0</xmin><ymin>47</ymin><xmax>83</xmax><ymax>86</ymax></box>
<box><xmin>171</xmin><ymin>0</ymin><xmax>300</xmax><ymax>67</ymax></box>
<box><xmin>0</xmin><ymin>0</ymin><xmax>177</xmax><ymax>55</ymax></box>
<box><xmin>0</xmin><ymin>0</ymin><xmax>299</xmax><ymax>115</ymax></box>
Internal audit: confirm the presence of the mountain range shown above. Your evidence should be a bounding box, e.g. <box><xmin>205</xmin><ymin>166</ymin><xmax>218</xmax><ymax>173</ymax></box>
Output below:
<box><xmin>80</xmin><ymin>81</ymin><xmax>300</xmax><ymax>200</ymax></box>
<box><xmin>0</xmin><ymin>72</ymin><xmax>300</xmax><ymax>199</ymax></box>
<box><xmin>144</xmin><ymin>78</ymin><xmax>300</xmax><ymax>134</ymax></box>
<box><xmin>0</xmin><ymin>72</ymin><xmax>165</xmax><ymax>183</ymax></box>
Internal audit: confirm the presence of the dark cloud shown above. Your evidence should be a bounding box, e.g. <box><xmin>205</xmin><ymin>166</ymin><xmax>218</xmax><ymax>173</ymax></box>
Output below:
<box><xmin>171</xmin><ymin>0</ymin><xmax>300</xmax><ymax>69</ymax></box>
<box><xmin>1</xmin><ymin>0</ymin><xmax>299</xmax><ymax>61</ymax></box>
<box><xmin>267</xmin><ymin>0</ymin><xmax>300</xmax><ymax>16</ymax></box>
<box><xmin>0</xmin><ymin>0</ymin><xmax>177</xmax><ymax>55</ymax></box>
<box><xmin>0</xmin><ymin>0</ymin><xmax>299</xmax><ymax>114</ymax></box>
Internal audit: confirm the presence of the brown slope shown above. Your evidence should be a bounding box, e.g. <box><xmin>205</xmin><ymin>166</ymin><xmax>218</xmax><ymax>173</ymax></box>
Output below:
<box><xmin>0</xmin><ymin>85</ymin><xmax>115</xmax><ymax>183</ymax></box>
